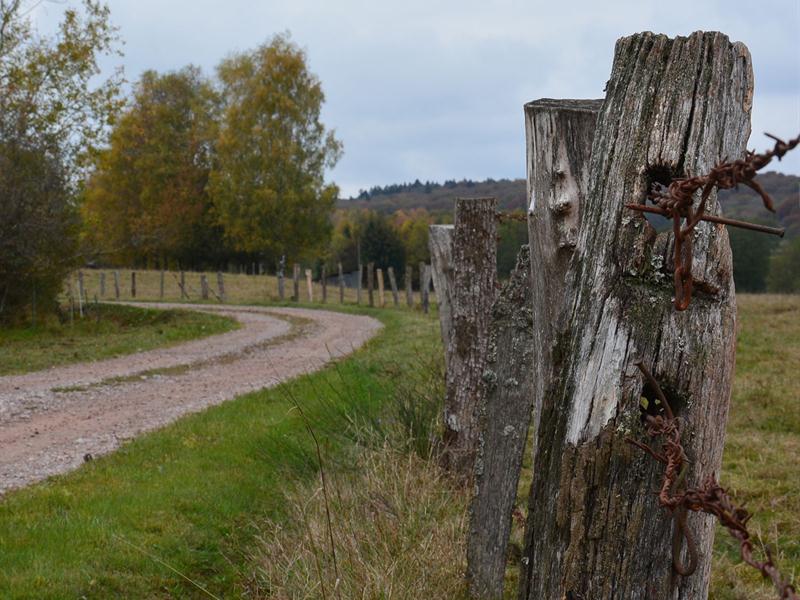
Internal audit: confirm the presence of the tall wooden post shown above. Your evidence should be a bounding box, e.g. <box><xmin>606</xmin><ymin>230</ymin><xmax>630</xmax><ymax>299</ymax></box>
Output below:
<box><xmin>338</xmin><ymin>262</ymin><xmax>345</xmax><ymax>303</ymax></box>
<box><xmin>405</xmin><ymin>265</ymin><xmax>413</xmax><ymax>307</ymax></box>
<box><xmin>367</xmin><ymin>262</ymin><xmax>374</xmax><ymax>307</ymax></box>
<box><xmin>305</xmin><ymin>269</ymin><xmax>314</xmax><ymax>302</ymax></box>
<box><xmin>441</xmin><ymin>197</ymin><xmax>497</xmax><ymax>476</ymax></box>
<box><xmin>113</xmin><ymin>271</ymin><xmax>120</xmax><ymax>300</ymax></box>
<box><xmin>130</xmin><ymin>271</ymin><xmax>136</xmax><ymax>298</ymax></box>
<box><xmin>519</xmin><ymin>32</ymin><xmax>751</xmax><ymax>600</ymax></box>
<box><xmin>200</xmin><ymin>274</ymin><xmax>209</xmax><ymax>300</ymax></box>
<box><xmin>321</xmin><ymin>265</ymin><xmax>327</xmax><ymax>303</ymax></box>
<box><xmin>217</xmin><ymin>271</ymin><xmax>225</xmax><ymax>302</ymax></box>
<box><xmin>429</xmin><ymin>225</ymin><xmax>455</xmax><ymax>366</ymax></box>
<box><xmin>293</xmin><ymin>263</ymin><xmax>300</xmax><ymax>302</ymax></box>
<box><xmin>376</xmin><ymin>268</ymin><xmax>385</xmax><ymax>307</ymax></box>
<box><xmin>467</xmin><ymin>98</ymin><xmax>600</xmax><ymax>598</ymax></box>
<box><xmin>357</xmin><ymin>263</ymin><xmax>363</xmax><ymax>305</ymax></box>
<box><xmin>387</xmin><ymin>266</ymin><xmax>399</xmax><ymax>307</ymax></box>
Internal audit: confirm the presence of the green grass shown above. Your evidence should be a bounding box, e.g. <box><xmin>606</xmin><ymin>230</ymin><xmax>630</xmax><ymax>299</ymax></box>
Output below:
<box><xmin>0</xmin><ymin>303</ymin><xmax>238</xmax><ymax>376</ymax></box>
<box><xmin>0</xmin><ymin>306</ymin><xmax>439</xmax><ymax>599</ymax></box>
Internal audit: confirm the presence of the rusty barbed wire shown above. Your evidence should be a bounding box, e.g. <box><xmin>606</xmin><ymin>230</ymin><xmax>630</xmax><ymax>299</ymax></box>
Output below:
<box><xmin>627</xmin><ymin>362</ymin><xmax>798</xmax><ymax>599</ymax></box>
<box><xmin>626</xmin><ymin>133</ymin><xmax>799</xmax><ymax>311</ymax></box>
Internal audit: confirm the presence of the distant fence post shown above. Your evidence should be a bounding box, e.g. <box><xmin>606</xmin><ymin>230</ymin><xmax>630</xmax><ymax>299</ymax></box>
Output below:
<box><xmin>405</xmin><ymin>265</ymin><xmax>413</xmax><ymax>307</ymax></box>
<box><xmin>387</xmin><ymin>266</ymin><xmax>399</xmax><ymax>307</ymax></box>
<box><xmin>376</xmin><ymin>268</ymin><xmax>385</xmax><ymax>307</ymax></box>
<box><xmin>277</xmin><ymin>256</ymin><xmax>286</xmax><ymax>301</ymax></box>
<box><xmin>293</xmin><ymin>263</ymin><xmax>300</xmax><ymax>301</ymax></box>
<box><xmin>217</xmin><ymin>271</ymin><xmax>225</xmax><ymax>302</ymax></box>
<box><xmin>418</xmin><ymin>261</ymin><xmax>426</xmax><ymax>306</ymax></box>
<box><xmin>113</xmin><ymin>271</ymin><xmax>120</xmax><ymax>300</ymax></box>
<box><xmin>200</xmin><ymin>274</ymin><xmax>209</xmax><ymax>300</ymax></box>
<box><xmin>131</xmin><ymin>271</ymin><xmax>136</xmax><ymax>299</ymax></box>
<box><xmin>305</xmin><ymin>269</ymin><xmax>314</xmax><ymax>302</ymax></box>
<box><xmin>440</xmin><ymin>197</ymin><xmax>497</xmax><ymax>476</ymax></box>
<box><xmin>99</xmin><ymin>272</ymin><xmax>106</xmax><ymax>297</ymax></box>
<box><xmin>321</xmin><ymin>265</ymin><xmax>327</xmax><ymax>303</ymax></box>
<box><xmin>160</xmin><ymin>270</ymin><xmax>165</xmax><ymax>300</ymax></box>
<box><xmin>357</xmin><ymin>263</ymin><xmax>363</xmax><ymax>304</ymax></box>
<box><xmin>338</xmin><ymin>262</ymin><xmax>345</xmax><ymax>303</ymax></box>
<box><xmin>180</xmin><ymin>271</ymin><xmax>188</xmax><ymax>299</ymax></box>
<box><xmin>367</xmin><ymin>262</ymin><xmax>375</xmax><ymax>307</ymax></box>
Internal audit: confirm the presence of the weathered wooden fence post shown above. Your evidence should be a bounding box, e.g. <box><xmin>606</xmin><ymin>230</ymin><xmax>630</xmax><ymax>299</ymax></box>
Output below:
<box><xmin>159</xmin><ymin>270</ymin><xmax>165</xmax><ymax>299</ymax></box>
<box><xmin>357</xmin><ymin>263</ymin><xmax>363</xmax><ymax>304</ymax></box>
<box><xmin>338</xmin><ymin>262</ymin><xmax>345</xmax><ymax>303</ymax></box>
<box><xmin>321</xmin><ymin>265</ymin><xmax>327</xmax><ymax>303</ymax></box>
<box><xmin>467</xmin><ymin>246</ymin><xmax>534</xmax><ymax>598</ymax></box>
<box><xmin>441</xmin><ymin>197</ymin><xmax>498</xmax><ymax>475</ymax></box>
<box><xmin>466</xmin><ymin>98</ymin><xmax>601</xmax><ymax>597</ymax></box>
<box><xmin>99</xmin><ymin>272</ymin><xmax>106</xmax><ymax>297</ymax></box>
<box><xmin>277</xmin><ymin>257</ymin><xmax>286</xmax><ymax>301</ymax></box>
<box><xmin>200</xmin><ymin>274</ymin><xmax>209</xmax><ymax>300</ymax></box>
<box><xmin>367</xmin><ymin>262</ymin><xmax>375</xmax><ymax>307</ymax></box>
<box><xmin>113</xmin><ymin>271</ymin><xmax>120</xmax><ymax>300</ymax></box>
<box><xmin>376</xmin><ymin>268</ymin><xmax>385</xmax><ymax>307</ymax></box>
<box><xmin>429</xmin><ymin>225</ymin><xmax>455</xmax><ymax>356</ymax></box>
<box><xmin>305</xmin><ymin>269</ymin><xmax>314</xmax><ymax>302</ymax></box>
<box><xmin>519</xmin><ymin>32</ymin><xmax>751</xmax><ymax>600</ymax></box>
<box><xmin>179</xmin><ymin>271</ymin><xmax>187</xmax><ymax>300</ymax></box>
<box><xmin>293</xmin><ymin>263</ymin><xmax>300</xmax><ymax>302</ymax></box>
<box><xmin>217</xmin><ymin>271</ymin><xmax>225</xmax><ymax>302</ymax></box>
<box><xmin>387</xmin><ymin>266</ymin><xmax>399</xmax><ymax>307</ymax></box>
<box><xmin>130</xmin><ymin>271</ymin><xmax>136</xmax><ymax>298</ymax></box>
<box><xmin>405</xmin><ymin>265</ymin><xmax>413</xmax><ymax>307</ymax></box>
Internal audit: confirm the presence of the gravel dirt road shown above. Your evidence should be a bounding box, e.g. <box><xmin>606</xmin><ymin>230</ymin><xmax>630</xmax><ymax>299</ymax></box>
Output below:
<box><xmin>0</xmin><ymin>303</ymin><xmax>381</xmax><ymax>494</ymax></box>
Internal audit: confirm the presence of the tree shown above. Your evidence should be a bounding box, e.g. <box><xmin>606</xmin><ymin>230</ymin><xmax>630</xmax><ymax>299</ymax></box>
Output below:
<box><xmin>210</xmin><ymin>33</ymin><xmax>341</xmax><ymax>265</ymax></box>
<box><xmin>82</xmin><ymin>67</ymin><xmax>220</xmax><ymax>267</ymax></box>
<box><xmin>766</xmin><ymin>237</ymin><xmax>800</xmax><ymax>293</ymax></box>
<box><xmin>0</xmin><ymin>0</ymin><xmax>122</xmax><ymax>323</ymax></box>
<box><xmin>360</xmin><ymin>212</ymin><xmax>405</xmax><ymax>274</ymax></box>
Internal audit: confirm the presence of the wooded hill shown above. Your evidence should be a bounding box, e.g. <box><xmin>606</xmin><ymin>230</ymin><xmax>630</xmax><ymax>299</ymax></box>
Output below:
<box><xmin>341</xmin><ymin>172</ymin><xmax>800</xmax><ymax>238</ymax></box>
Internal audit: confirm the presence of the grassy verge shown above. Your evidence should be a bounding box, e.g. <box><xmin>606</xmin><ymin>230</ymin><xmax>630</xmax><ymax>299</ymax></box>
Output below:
<box><xmin>0</xmin><ymin>306</ymin><xmax>440</xmax><ymax>599</ymax></box>
<box><xmin>0</xmin><ymin>303</ymin><xmax>238</xmax><ymax>376</ymax></box>
<box><xmin>248</xmin><ymin>294</ymin><xmax>799</xmax><ymax>599</ymax></box>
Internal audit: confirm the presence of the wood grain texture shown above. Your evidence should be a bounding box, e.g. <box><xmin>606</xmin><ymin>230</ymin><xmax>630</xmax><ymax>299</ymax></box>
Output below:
<box><xmin>519</xmin><ymin>31</ymin><xmax>752</xmax><ymax>600</ymax></box>
<box><xmin>429</xmin><ymin>224</ymin><xmax>455</xmax><ymax>371</ymax></box>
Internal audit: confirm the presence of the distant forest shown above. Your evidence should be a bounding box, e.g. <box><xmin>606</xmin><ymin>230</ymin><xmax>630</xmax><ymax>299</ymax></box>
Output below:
<box><xmin>340</xmin><ymin>172</ymin><xmax>800</xmax><ymax>293</ymax></box>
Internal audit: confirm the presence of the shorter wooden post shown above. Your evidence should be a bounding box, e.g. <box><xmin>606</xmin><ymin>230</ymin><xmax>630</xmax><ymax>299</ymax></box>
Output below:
<box><xmin>217</xmin><ymin>271</ymin><xmax>225</xmax><ymax>302</ymax></box>
<box><xmin>293</xmin><ymin>263</ymin><xmax>300</xmax><ymax>301</ymax></box>
<box><xmin>406</xmin><ymin>265</ymin><xmax>413</xmax><ymax>307</ymax></box>
<box><xmin>99</xmin><ymin>272</ymin><xmax>106</xmax><ymax>297</ymax></box>
<box><xmin>278</xmin><ymin>271</ymin><xmax>285</xmax><ymax>300</ymax></box>
<box><xmin>200</xmin><ymin>274</ymin><xmax>209</xmax><ymax>300</ymax></box>
<box><xmin>160</xmin><ymin>270</ymin><xmax>165</xmax><ymax>299</ymax></box>
<box><xmin>321</xmin><ymin>265</ymin><xmax>327</xmax><ymax>303</ymax></box>
<box><xmin>377</xmin><ymin>268</ymin><xmax>385</xmax><ymax>307</ymax></box>
<box><xmin>180</xmin><ymin>271</ymin><xmax>188</xmax><ymax>299</ymax></box>
<box><xmin>338</xmin><ymin>262</ymin><xmax>345</xmax><ymax>303</ymax></box>
<box><xmin>357</xmin><ymin>263</ymin><xmax>363</xmax><ymax>304</ymax></box>
<box><xmin>305</xmin><ymin>269</ymin><xmax>314</xmax><ymax>302</ymax></box>
<box><xmin>367</xmin><ymin>262</ymin><xmax>375</xmax><ymax>307</ymax></box>
<box><xmin>387</xmin><ymin>267</ymin><xmax>399</xmax><ymax>307</ymax></box>
<box><xmin>113</xmin><ymin>271</ymin><xmax>120</xmax><ymax>299</ymax></box>
<box><xmin>131</xmin><ymin>271</ymin><xmax>136</xmax><ymax>298</ymax></box>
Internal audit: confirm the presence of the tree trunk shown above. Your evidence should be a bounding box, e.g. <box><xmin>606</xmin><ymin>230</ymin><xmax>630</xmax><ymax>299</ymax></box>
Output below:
<box><xmin>467</xmin><ymin>246</ymin><xmax>534</xmax><ymax>598</ymax></box>
<box><xmin>442</xmin><ymin>197</ymin><xmax>497</xmax><ymax>476</ymax></box>
<box><xmin>520</xmin><ymin>31</ymin><xmax>751</xmax><ymax>600</ymax></box>
<box><xmin>429</xmin><ymin>224</ymin><xmax>455</xmax><ymax>371</ymax></box>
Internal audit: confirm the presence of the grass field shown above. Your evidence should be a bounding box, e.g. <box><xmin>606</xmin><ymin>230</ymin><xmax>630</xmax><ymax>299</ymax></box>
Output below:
<box><xmin>0</xmin><ymin>303</ymin><xmax>237</xmax><ymax>376</ymax></box>
<box><xmin>0</xmin><ymin>306</ymin><xmax>440</xmax><ymax>599</ymax></box>
<box><xmin>0</xmin><ymin>295</ymin><xmax>796</xmax><ymax>598</ymax></box>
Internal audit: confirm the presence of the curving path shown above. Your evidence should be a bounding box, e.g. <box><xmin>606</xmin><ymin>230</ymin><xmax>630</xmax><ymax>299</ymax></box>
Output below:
<box><xmin>0</xmin><ymin>303</ymin><xmax>382</xmax><ymax>494</ymax></box>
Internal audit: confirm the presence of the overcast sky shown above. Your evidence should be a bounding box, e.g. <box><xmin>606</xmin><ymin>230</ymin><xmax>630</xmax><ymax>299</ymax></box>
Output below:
<box><xmin>36</xmin><ymin>0</ymin><xmax>800</xmax><ymax>197</ymax></box>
